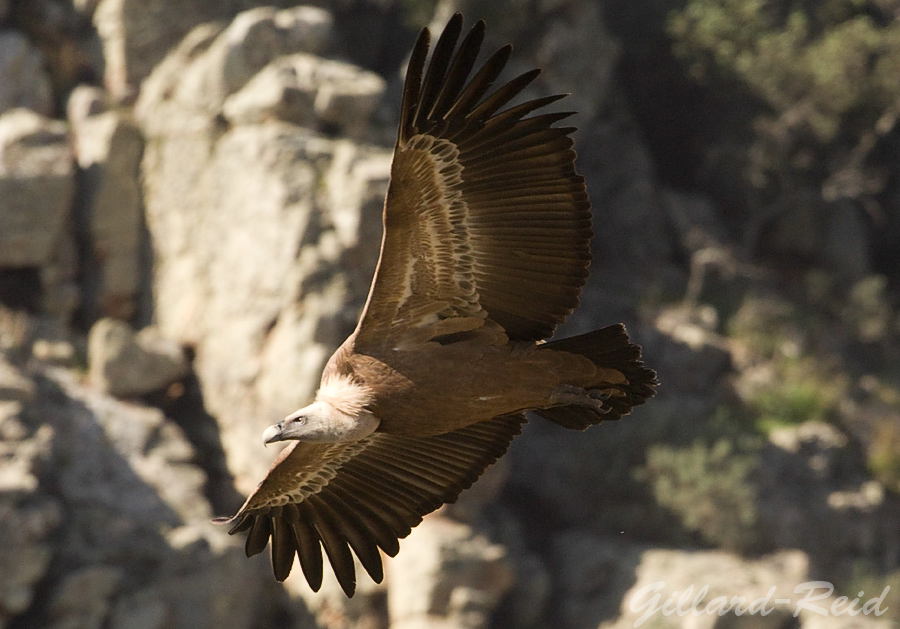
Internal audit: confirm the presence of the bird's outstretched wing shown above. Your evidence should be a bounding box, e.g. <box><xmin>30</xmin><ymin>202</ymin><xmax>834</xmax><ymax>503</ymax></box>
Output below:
<box><xmin>355</xmin><ymin>13</ymin><xmax>592</xmax><ymax>346</ymax></box>
<box><xmin>217</xmin><ymin>413</ymin><xmax>525</xmax><ymax>596</ymax></box>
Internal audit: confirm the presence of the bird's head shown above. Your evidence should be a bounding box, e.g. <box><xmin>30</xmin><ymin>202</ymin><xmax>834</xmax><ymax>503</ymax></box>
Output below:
<box><xmin>262</xmin><ymin>400</ymin><xmax>379</xmax><ymax>445</ymax></box>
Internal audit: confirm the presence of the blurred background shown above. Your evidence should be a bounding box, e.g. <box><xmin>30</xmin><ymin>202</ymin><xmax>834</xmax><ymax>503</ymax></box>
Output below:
<box><xmin>1</xmin><ymin>0</ymin><xmax>899</xmax><ymax>627</ymax></box>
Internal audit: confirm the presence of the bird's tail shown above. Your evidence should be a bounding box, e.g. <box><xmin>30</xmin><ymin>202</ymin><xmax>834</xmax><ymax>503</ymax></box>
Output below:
<box><xmin>534</xmin><ymin>324</ymin><xmax>658</xmax><ymax>430</ymax></box>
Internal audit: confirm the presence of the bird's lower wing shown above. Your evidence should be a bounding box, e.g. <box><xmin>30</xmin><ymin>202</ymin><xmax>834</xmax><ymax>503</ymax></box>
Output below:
<box><xmin>216</xmin><ymin>413</ymin><xmax>526</xmax><ymax>596</ymax></box>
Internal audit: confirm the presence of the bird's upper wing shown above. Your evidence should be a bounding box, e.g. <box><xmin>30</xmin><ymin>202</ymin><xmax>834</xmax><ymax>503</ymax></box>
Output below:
<box><xmin>218</xmin><ymin>413</ymin><xmax>525</xmax><ymax>596</ymax></box>
<box><xmin>354</xmin><ymin>13</ymin><xmax>592</xmax><ymax>346</ymax></box>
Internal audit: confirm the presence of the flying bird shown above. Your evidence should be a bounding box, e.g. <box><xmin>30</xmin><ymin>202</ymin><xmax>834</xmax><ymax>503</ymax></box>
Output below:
<box><xmin>215</xmin><ymin>13</ymin><xmax>657</xmax><ymax>596</ymax></box>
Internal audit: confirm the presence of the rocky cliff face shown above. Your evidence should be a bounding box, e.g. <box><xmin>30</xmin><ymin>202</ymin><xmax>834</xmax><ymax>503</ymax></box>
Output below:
<box><xmin>1</xmin><ymin>1</ymin><xmax>899</xmax><ymax>628</ymax></box>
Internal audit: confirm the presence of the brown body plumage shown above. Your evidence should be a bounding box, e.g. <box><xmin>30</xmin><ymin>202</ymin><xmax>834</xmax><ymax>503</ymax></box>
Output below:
<box><xmin>215</xmin><ymin>13</ymin><xmax>657</xmax><ymax>597</ymax></box>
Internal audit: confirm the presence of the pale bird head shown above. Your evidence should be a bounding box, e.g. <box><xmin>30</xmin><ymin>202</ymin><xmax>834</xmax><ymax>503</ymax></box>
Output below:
<box><xmin>262</xmin><ymin>400</ymin><xmax>378</xmax><ymax>444</ymax></box>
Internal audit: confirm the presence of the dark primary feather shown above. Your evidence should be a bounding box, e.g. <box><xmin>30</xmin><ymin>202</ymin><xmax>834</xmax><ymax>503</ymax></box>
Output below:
<box><xmin>429</xmin><ymin>20</ymin><xmax>485</xmax><ymax>120</ymax></box>
<box><xmin>443</xmin><ymin>44</ymin><xmax>512</xmax><ymax>126</ymax></box>
<box><xmin>291</xmin><ymin>503</ymin><xmax>324</xmax><ymax>590</ymax></box>
<box><xmin>397</xmin><ymin>28</ymin><xmax>430</xmax><ymax>147</ymax></box>
<box><xmin>414</xmin><ymin>13</ymin><xmax>464</xmax><ymax>129</ymax></box>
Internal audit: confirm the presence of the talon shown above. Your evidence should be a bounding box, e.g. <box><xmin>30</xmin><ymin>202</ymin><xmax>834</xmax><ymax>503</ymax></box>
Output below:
<box><xmin>550</xmin><ymin>385</ymin><xmax>614</xmax><ymax>414</ymax></box>
<box><xmin>551</xmin><ymin>385</ymin><xmax>588</xmax><ymax>406</ymax></box>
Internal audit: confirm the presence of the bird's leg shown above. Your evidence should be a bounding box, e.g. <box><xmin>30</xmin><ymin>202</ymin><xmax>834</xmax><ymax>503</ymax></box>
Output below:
<box><xmin>549</xmin><ymin>384</ymin><xmax>613</xmax><ymax>414</ymax></box>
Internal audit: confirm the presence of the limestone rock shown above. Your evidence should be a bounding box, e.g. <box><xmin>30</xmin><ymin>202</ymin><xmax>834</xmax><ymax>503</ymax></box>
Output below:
<box><xmin>0</xmin><ymin>400</ymin><xmax>26</xmax><ymax>440</ymax></box>
<box><xmin>46</xmin><ymin>566</ymin><xmax>122</xmax><ymax>629</ymax></box>
<box><xmin>288</xmin><ymin>556</ymin><xmax>388</xmax><ymax>629</ymax></box>
<box><xmin>0</xmin><ymin>494</ymin><xmax>62</xmax><ymax>624</ymax></box>
<box><xmin>40</xmin><ymin>237</ymin><xmax>81</xmax><ymax>321</ymax></box>
<box><xmin>88</xmin><ymin>318</ymin><xmax>189</xmax><ymax>397</ymax></box>
<box><xmin>223</xmin><ymin>53</ymin><xmax>386</xmax><ymax>137</ymax></box>
<box><xmin>0</xmin><ymin>108</ymin><xmax>79</xmax><ymax>320</ymax></box>
<box><xmin>0</xmin><ymin>31</ymin><xmax>54</xmax><ymax>117</ymax></box>
<box><xmin>594</xmin><ymin>543</ymin><xmax>892</xmax><ymax>629</ymax></box>
<box><xmin>92</xmin><ymin>0</ymin><xmax>232</xmax><ymax>101</ymax></box>
<box><xmin>0</xmin><ymin>109</ymin><xmax>74</xmax><ymax>268</ymax></box>
<box><xmin>133</xmin><ymin>8</ymin><xmax>387</xmax><ymax>494</ymax></box>
<box><xmin>0</xmin><ymin>307</ymin><xmax>32</xmax><ymax>358</ymax></box>
<box><xmin>0</xmin><ymin>393</ymin><xmax>60</xmax><ymax>626</ymax></box>
<box><xmin>26</xmin><ymin>315</ymin><xmax>80</xmax><ymax>368</ymax></box>
<box><xmin>0</xmin><ymin>355</ymin><xmax>36</xmax><ymax>402</ymax></box>
<box><xmin>64</xmin><ymin>384</ymin><xmax>200</xmax><ymax>522</ymax></box>
<box><xmin>273</xmin><ymin>5</ymin><xmax>333</xmax><ymax>55</ymax></box>
<box><xmin>387</xmin><ymin>515</ymin><xmax>513</xmax><ymax>629</ymax></box>
<box><xmin>139</xmin><ymin>18</ymin><xmax>392</xmax><ymax>489</ymax></box>
<box><xmin>171</xmin><ymin>6</ymin><xmax>285</xmax><ymax>112</ymax></box>
<box><xmin>310</xmin><ymin>60</ymin><xmax>385</xmax><ymax>137</ymax></box>
<box><xmin>131</xmin><ymin>21</ymin><xmax>224</xmax><ymax>132</ymax></box>
<box><xmin>104</xmin><ymin>543</ymin><xmax>279</xmax><ymax>629</ymax></box>
<box><xmin>73</xmin><ymin>111</ymin><xmax>144</xmax><ymax>321</ymax></box>
<box><xmin>222</xmin><ymin>56</ymin><xmax>318</xmax><ymax>127</ymax></box>
<box><xmin>149</xmin><ymin>5</ymin><xmax>334</xmax><ymax>117</ymax></box>
<box><xmin>755</xmin><ymin>421</ymin><xmax>898</xmax><ymax>565</ymax></box>
<box><xmin>15</xmin><ymin>364</ymin><xmax>287</xmax><ymax>629</ymax></box>
<box><xmin>72</xmin><ymin>0</ymin><xmax>101</xmax><ymax>18</ymax></box>
<box><xmin>66</xmin><ymin>84</ymin><xmax>107</xmax><ymax>125</ymax></box>
<box><xmin>31</xmin><ymin>336</ymin><xmax>78</xmax><ymax>367</ymax></box>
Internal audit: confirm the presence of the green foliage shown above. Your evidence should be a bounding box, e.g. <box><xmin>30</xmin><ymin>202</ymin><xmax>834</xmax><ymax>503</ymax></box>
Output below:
<box><xmin>667</xmin><ymin>0</ymin><xmax>900</xmax><ymax>201</ymax></box>
<box><xmin>841</xmin><ymin>275</ymin><xmax>897</xmax><ymax>342</ymax></box>
<box><xmin>859</xmin><ymin>377</ymin><xmax>900</xmax><ymax>490</ymax></box>
<box><xmin>868</xmin><ymin>421</ymin><xmax>900</xmax><ymax>491</ymax></box>
<box><xmin>726</xmin><ymin>291</ymin><xmax>848</xmax><ymax>431</ymax></box>
<box><xmin>636</xmin><ymin>438</ymin><xmax>760</xmax><ymax>551</ymax></box>
<box><xmin>669</xmin><ymin>1</ymin><xmax>900</xmax><ymax>140</ymax></box>
<box><xmin>751</xmin><ymin>359</ymin><xmax>843</xmax><ymax>430</ymax></box>
<box><xmin>727</xmin><ymin>294</ymin><xmax>801</xmax><ymax>359</ymax></box>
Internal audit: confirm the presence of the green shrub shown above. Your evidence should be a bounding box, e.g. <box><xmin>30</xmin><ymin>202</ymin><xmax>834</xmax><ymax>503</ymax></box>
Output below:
<box><xmin>751</xmin><ymin>362</ymin><xmax>842</xmax><ymax>430</ymax></box>
<box><xmin>670</xmin><ymin>1</ymin><xmax>900</xmax><ymax>140</ymax></box>
<box><xmin>866</xmin><ymin>408</ymin><xmax>900</xmax><ymax>492</ymax></box>
<box><xmin>668</xmin><ymin>0</ymin><xmax>900</xmax><ymax>202</ymax></box>
<box><xmin>637</xmin><ymin>439</ymin><xmax>760</xmax><ymax>551</ymax></box>
<box><xmin>841</xmin><ymin>275</ymin><xmax>896</xmax><ymax>343</ymax></box>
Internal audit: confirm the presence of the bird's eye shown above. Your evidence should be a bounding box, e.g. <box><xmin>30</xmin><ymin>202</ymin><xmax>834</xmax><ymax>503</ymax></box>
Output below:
<box><xmin>292</xmin><ymin>415</ymin><xmax>306</xmax><ymax>425</ymax></box>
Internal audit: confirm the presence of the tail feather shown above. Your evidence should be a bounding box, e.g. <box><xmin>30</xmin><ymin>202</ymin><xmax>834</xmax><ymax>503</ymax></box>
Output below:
<box><xmin>534</xmin><ymin>324</ymin><xmax>657</xmax><ymax>430</ymax></box>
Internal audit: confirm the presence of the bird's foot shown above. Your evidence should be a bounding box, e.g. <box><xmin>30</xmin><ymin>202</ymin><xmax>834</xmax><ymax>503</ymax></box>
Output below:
<box><xmin>550</xmin><ymin>385</ymin><xmax>612</xmax><ymax>414</ymax></box>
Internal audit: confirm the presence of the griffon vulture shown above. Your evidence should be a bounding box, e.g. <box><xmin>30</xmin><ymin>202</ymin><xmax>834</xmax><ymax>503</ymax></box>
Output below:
<box><xmin>215</xmin><ymin>13</ymin><xmax>658</xmax><ymax>596</ymax></box>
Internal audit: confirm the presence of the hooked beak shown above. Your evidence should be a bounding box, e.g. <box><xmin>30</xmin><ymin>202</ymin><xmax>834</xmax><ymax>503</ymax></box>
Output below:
<box><xmin>262</xmin><ymin>421</ymin><xmax>285</xmax><ymax>446</ymax></box>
